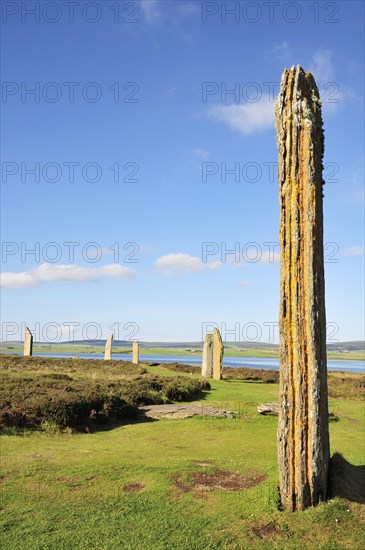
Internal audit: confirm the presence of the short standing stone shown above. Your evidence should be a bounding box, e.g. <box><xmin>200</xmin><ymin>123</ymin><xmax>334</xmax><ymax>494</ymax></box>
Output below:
<box><xmin>201</xmin><ymin>333</ymin><xmax>213</xmax><ymax>378</ymax></box>
<box><xmin>23</xmin><ymin>327</ymin><xmax>33</xmax><ymax>357</ymax></box>
<box><xmin>104</xmin><ymin>334</ymin><xmax>113</xmax><ymax>360</ymax></box>
<box><xmin>213</xmin><ymin>328</ymin><xmax>224</xmax><ymax>380</ymax></box>
<box><xmin>132</xmin><ymin>340</ymin><xmax>139</xmax><ymax>364</ymax></box>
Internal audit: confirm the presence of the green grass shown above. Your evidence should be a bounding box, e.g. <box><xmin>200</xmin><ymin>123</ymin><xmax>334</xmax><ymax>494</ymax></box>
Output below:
<box><xmin>1</xmin><ymin>360</ymin><xmax>364</xmax><ymax>549</ymax></box>
<box><xmin>327</xmin><ymin>351</ymin><xmax>365</xmax><ymax>361</ymax></box>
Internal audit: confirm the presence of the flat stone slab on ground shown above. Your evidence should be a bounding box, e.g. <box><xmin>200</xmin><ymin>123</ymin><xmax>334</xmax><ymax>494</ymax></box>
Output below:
<box><xmin>138</xmin><ymin>404</ymin><xmax>235</xmax><ymax>419</ymax></box>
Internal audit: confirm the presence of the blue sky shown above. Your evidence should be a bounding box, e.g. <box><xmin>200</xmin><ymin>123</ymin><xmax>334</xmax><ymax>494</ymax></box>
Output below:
<box><xmin>1</xmin><ymin>0</ymin><xmax>364</xmax><ymax>343</ymax></box>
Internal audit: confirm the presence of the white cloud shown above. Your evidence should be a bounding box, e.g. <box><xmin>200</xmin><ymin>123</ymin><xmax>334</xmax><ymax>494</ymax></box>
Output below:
<box><xmin>343</xmin><ymin>246</ymin><xmax>365</xmax><ymax>256</ymax></box>
<box><xmin>156</xmin><ymin>253</ymin><xmax>222</xmax><ymax>275</ymax></box>
<box><xmin>207</xmin><ymin>95</ymin><xmax>274</xmax><ymax>136</ymax></box>
<box><xmin>34</xmin><ymin>263</ymin><xmax>99</xmax><ymax>282</ymax></box>
<box><xmin>309</xmin><ymin>49</ymin><xmax>335</xmax><ymax>85</ymax></box>
<box><xmin>0</xmin><ymin>271</ymin><xmax>38</xmax><ymax>289</ymax></box>
<box><xmin>0</xmin><ymin>263</ymin><xmax>136</xmax><ymax>289</ymax></box>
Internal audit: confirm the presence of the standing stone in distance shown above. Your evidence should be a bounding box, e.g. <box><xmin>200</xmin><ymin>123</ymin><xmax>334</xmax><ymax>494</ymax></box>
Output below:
<box><xmin>23</xmin><ymin>327</ymin><xmax>33</xmax><ymax>357</ymax></box>
<box><xmin>104</xmin><ymin>334</ymin><xmax>113</xmax><ymax>361</ymax></box>
<box><xmin>275</xmin><ymin>65</ymin><xmax>330</xmax><ymax>511</ymax></box>
<box><xmin>201</xmin><ymin>333</ymin><xmax>213</xmax><ymax>378</ymax></box>
<box><xmin>213</xmin><ymin>328</ymin><xmax>224</xmax><ymax>380</ymax></box>
<box><xmin>132</xmin><ymin>340</ymin><xmax>139</xmax><ymax>364</ymax></box>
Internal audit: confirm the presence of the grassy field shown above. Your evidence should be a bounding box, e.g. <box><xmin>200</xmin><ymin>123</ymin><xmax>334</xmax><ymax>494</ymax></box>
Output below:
<box><xmin>1</xmin><ymin>357</ymin><xmax>364</xmax><ymax>549</ymax></box>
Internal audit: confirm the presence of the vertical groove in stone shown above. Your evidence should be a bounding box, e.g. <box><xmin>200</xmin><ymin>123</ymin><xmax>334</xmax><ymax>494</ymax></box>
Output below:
<box><xmin>275</xmin><ymin>65</ymin><xmax>330</xmax><ymax>511</ymax></box>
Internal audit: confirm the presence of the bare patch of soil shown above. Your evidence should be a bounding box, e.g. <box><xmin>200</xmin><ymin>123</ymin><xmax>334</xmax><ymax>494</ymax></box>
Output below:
<box><xmin>172</xmin><ymin>469</ymin><xmax>267</xmax><ymax>499</ymax></box>
<box><xmin>86</xmin><ymin>475</ymin><xmax>99</xmax><ymax>481</ymax></box>
<box><xmin>123</xmin><ymin>482</ymin><xmax>145</xmax><ymax>493</ymax></box>
<box><xmin>172</xmin><ymin>476</ymin><xmax>191</xmax><ymax>495</ymax></box>
<box><xmin>192</xmin><ymin>470</ymin><xmax>267</xmax><ymax>492</ymax></box>
<box><xmin>251</xmin><ymin>520</ymin><xmax>280</xmax><ymax>540</ymax></box>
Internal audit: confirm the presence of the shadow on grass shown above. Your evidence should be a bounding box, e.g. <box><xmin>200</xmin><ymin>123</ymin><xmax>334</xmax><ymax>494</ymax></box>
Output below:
<box><xmin>92</xmin><ymin>415</ymin><xmax>158</xmax><ymax>432</ymax></box>
<box><xmin>0</xmin><ymin>415</ymin><xmax>159</xmax><ymax>436</ymax></box>
<box><xmin>329</xmin><ymin>452</ymin><xmax>365</xmax><ymax>504</ymax></box>
<box><xmin>221</xmin><ymin>379</ymin><xmax>274</xmax><ymax>384</ymax></box>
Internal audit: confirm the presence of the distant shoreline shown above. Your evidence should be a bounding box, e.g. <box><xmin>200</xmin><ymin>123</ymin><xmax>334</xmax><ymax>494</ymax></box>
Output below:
<box><xmin>1</xmin><ymin>345</ymin><xmax>364</xmax><ymax>361</ymax></box>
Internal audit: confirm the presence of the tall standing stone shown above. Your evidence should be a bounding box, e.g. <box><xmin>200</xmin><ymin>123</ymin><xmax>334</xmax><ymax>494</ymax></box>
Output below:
<box><xmin>275</xmin><ymin>65</ymin><xmax>330</xmax><ymax>511</ymax></box>
<box><xmin>23</xmin><ymin>327</ymin><xmax>33</xmax><ymax>356</ymax></box>
<box><xmin>213</xmin><ymin>328</ymin><xmax>224</xmax><ymax>380</ymax></box>
<box><xmin>104</xmin><ymin>334</ymin><xmax>113</xmax><ymax>360</ymax></box>
<box><xmin>132</xmin><ymin>340</ymin><xmax>139</xmax><ymax>364</ymax></box>
<box><xmin>201</xmin><ymin>333</ymin><xmax>213</xmax><ymax>377</ymax></box>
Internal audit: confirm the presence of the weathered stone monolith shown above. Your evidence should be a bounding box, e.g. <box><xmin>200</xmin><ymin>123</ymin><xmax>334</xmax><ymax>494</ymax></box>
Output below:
<box><xmin>201</xmin><ymin>333</ymin><xmax>213</xmax><ymax>377</ymax></box>
<box><xmin>132</xmin><ymin>340</ymin><xmax>139</xmax><ymax>364</ymax></box>
<box><xmin>275</xmin><ymin>65</ymin><xmax>330</xmax><ymax>511</ymax></box>
<box><xmin>23</xmin><ymin>327</ymin><xmax>33</xmax><ymax>356</ymax></box>
<box><xmin>104</xmin><ymin>334</ymin><xmax>113</xmax><ymax>360</ymax></box>
<box><xmin>213</xmin><ymin>328</ymin><xmax>224</xmax><ymax>380</ymax></box>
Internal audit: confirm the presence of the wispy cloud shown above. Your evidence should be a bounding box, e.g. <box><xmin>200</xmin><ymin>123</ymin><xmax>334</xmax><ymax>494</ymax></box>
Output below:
<box><xmin>139</xmin><ymin>0</ymin><xmax>199</xmax><ymax>24</ymax></box>
<box><xmin>139</xmin><ymin>0</ymin><xmax>162</xmax><ymax>24</ymax></box>
<box><xmin>232</xmin><ymin>250</ymin><xmax>280</xmax><ymax>266</ymax></box>
<box><xmin>1</xmin><ymin>263</ymin><xmax>136</xmax><ymax>289</ymax></box>
<box><xmin>268</xmin><ymin>46</ymin><xmax>357</xmax><ymax>113</ymax></box>
<box><xmin>343</xmin><ymin>246</ymin><xmax>365</xmax><ymax>256</ymax></box>
<box><xmin>307</xmin><ymin>48</ymin><xmax>360</xmax><ymax>113</ymax></box>
<box><xmin>176</xmin><ymin>2</ymin><xmax>200</xmax><ymax>17</ymax></box>
<box><xmin>207</xmin><ymin>95</ymin><xmax>274</xmax><ymax>136</ymax></box>
<box><xmin>191</xmin><ymin>147</ymin><xmax>211</xmax><ymax>161</ymax></box>
<box><xmin>309</xmin><ymin>49</ymin><xmax>335</xmax><ymax>84</ymax></box>
<box><xmin>165</xmin><ymin>87</ymin><xmax>177</xmax><ymax>98</ymax></box>
<box><xmin>256</xmin><ymin>250</ymin><xmax>280</xmax><ymax>264</ymax></box>
<box><xmin>156</xmin><ymin>253</ymin><xmax>222</xmax><ymax>275</ymax></box>
<box><xmin>272</xmin><ymin>41</ymin><xmax>291</xmax><ymax>62</ymax></box>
